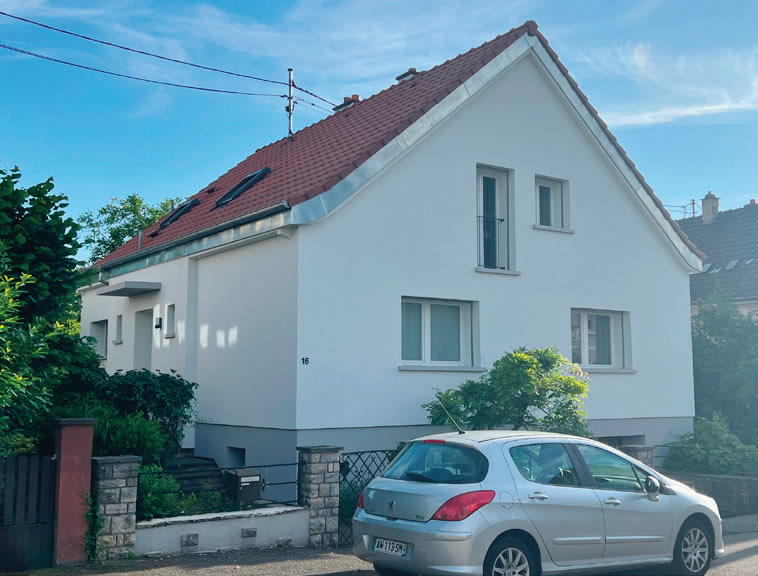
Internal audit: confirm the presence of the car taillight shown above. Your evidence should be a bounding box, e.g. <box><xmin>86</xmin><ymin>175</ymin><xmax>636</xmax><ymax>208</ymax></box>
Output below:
<box><xmin>424</xmin><ymin>439</ymin><xmax>446</xmax><ymax>444</ymax></box>
<box><xmin>357</xmin><ymin>490</ymin><xmax>365</xmax><ymax>509</ymax></box>
<box><xmin>431</xmin><ymin>490</ymin><xmax>495</xmax><ymax>521</ymax></box>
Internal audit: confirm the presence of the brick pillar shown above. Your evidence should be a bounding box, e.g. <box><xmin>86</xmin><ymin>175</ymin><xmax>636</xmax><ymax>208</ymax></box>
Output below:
<box><xmin>54</xmin><ymin>418</ymin><xmax>96</xmax><ymax>565</ymax></box>
<box><xmin>619</xmin><ymin>445</ymin><xmax>656</xmax><ymax>467</ymax></box>
<box><xmin>298</xmin><ymin>446</ymin><xmax>342</xmax><ymax>548</ymax></box>
<box><xmin>91</xmin><ymin>456</ymin><xmax>141</xmax><ymax>560</ymax></box>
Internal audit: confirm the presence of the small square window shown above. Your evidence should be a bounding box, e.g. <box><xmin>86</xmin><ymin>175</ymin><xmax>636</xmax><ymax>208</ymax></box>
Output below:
<box><xmin>535</xmin><ymin>176</ymin><xmax>569</xmax><ymax>230</ymax></box>
<box><xmin>402</xmin><ymin>298</ymin><xmax>474</xmax><ymax>366</ymax></box>
<box><xmin>570</xmin><ymin>309</ymin><xmax>632</xmax><ymax>370</ymax></box>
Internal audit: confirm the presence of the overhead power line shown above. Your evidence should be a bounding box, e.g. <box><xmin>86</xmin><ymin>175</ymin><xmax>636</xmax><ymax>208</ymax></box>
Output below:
<box><xmin>294</xmin><ymin>96</ymin><xmax>332</xmax><ymax>115</ymax></box>
<box><xmin>0</xmin><ymin>10</ymin><xmax>337</xmax><ymax>107</ymax></box>
<box><xmin>0</xmin><ymin>42</ymin><xmax>287</xmax><ymax>98</ymax></box>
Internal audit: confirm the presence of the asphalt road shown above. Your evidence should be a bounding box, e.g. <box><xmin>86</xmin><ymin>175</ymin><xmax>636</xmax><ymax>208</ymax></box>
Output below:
<box><xmin>24</xmin><ymin>531</ymin><xmax>758</xmax><ymax>576</ymax></box>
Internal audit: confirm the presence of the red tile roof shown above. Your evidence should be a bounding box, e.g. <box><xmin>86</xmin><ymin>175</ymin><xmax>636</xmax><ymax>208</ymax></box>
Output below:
<box><xmin>96</xmin><ymin>20</ymin><xmax>702</xmax><ymax>267</ymax></box>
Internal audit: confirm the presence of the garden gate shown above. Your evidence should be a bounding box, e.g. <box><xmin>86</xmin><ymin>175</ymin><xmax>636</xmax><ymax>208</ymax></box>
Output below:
<box><xmin>0</xmin><ymin>455</ymin><xmax>56</xmax><ymax>571</ymax></box>
<box><xmin>338</xmin><ymin>449</ymin><xmax>397</xmax><ymax>546</ymax></box>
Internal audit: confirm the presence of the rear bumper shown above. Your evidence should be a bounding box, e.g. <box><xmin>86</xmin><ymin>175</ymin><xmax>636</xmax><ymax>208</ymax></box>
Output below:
<box><xmin>352</xmin><ymin>510</ymin><xmax>490</xmax><ymax>575</ymax></box>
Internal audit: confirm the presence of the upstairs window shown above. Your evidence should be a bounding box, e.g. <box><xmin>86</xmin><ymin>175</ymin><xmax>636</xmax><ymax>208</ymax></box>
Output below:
<box><xmin>90</xmin><ymin>320</ymin><xmax>108</xmax><ymax>359</ymax></box>
<box><xmin>215</xmin><ymin>167</ymin><xmax>271</xmax><ymax>208</ymax></box>
<box><xmin>535</xmin><ymin>176</ymin><xmax>570</xmax><ymax>230</ymax></box>
<box><xmin>402</xmin><ymin>298</ymin><xmax>473</xmax><ymax>366</ymax></box>
<box><xmin>571</xmin><ymin>309</ymin><xmax>632</xmax><ymax>370</ymax></box>
<box><xmin>476</xmin><ymin>166</ymin><xmax>512</xmax><ymax>270</ymax></box>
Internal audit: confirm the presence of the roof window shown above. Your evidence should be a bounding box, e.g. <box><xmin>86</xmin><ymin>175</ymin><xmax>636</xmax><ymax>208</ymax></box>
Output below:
<box><xmin>215</xmin><ymin>167</ymin><xmax>271</xmax><ymax>208</ymax></box>
<box><xmin>159</xmin><ymin>198</ymin><xmax>200</xmax><ymax>230</ymax></box>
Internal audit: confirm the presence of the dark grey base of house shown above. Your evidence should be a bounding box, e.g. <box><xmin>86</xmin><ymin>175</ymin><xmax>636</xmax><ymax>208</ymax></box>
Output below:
<box><xmin>193</xmin><ymin>416</ymin><xmax>693</xmax><ymax>471</ymax></box>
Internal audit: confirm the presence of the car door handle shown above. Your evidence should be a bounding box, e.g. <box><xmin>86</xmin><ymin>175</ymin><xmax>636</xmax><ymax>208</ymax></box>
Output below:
<box><xmin>528</xmin><ymin>492</ymin><xmax>549</xmax><ymax>501</ymax></box>
<box><xmin>604</xmin><ymin>497</ymin><xmax>622</xmax><ymax>506</ymax></box>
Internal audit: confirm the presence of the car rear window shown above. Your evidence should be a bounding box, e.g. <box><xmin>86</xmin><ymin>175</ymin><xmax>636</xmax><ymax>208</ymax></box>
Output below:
<box><xmin>383</xmin><ymin>442</ymin><xmax>489</xmax><ymax>484</ymax></box>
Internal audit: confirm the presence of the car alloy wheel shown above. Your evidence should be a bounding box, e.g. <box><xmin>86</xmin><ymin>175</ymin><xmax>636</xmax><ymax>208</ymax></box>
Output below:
<box><xmin>682</xmin><ymin>527</ymin><xmax>709</xmax><ymax>574</ymax></box>
<box><xmin>484</xmin><ymin>536</ymin><xmax>535</xmax><ymax>576</ymax></box>
<box><xmin>493</xmin><ymin>547</ymin><xmax>530</xmax><ymax>576</ymax></box>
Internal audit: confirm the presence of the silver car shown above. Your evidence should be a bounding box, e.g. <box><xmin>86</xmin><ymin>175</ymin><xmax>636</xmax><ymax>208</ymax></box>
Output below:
<box><xmin>353</xmin><ymin>431</ymin><xmax>723</xmax><ymax>576</ymax></box>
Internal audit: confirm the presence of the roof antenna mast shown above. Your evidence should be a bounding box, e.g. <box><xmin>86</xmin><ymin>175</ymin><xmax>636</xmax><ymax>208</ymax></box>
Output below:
<box><xmin>437</xmin><ymin>396</ymin><xmax>466</xmax><ymax>435</ymax></box>
<box><xmin>287</xmin><ymin>67</ymin><xmax>294</xmax><ymax>141</ymax></box>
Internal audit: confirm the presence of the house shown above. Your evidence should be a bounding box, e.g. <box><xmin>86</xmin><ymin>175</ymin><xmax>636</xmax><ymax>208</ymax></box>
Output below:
<box><xmin>678</xmin><ymin>192</ymin><xmax>758</xmax><ymax>317</ymax></box>
<box><xmin>80</xmin><ymin>21</ymin><xmax>703</xmax><ymax>468</ymax></box>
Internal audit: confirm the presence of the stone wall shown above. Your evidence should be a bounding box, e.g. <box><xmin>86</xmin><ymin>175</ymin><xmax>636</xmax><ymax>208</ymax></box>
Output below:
<box><xmin>297</xmin><ymin>446</ymin><xmax>341</xmax><ymax>548</ymax></box>
<box><xmin>665</xmin><ymin>472</ymin><xmax>758</xmax><ymax>518</ymax></box>
<box><xmin>91</xmin><ymin>456</ymin><xmax>141</xmax><ymax>560</ymax></box>
<box><xmin>619</xmin><ymin>445</ymin><xmax>655</xmax><ymax>467</ymax></box>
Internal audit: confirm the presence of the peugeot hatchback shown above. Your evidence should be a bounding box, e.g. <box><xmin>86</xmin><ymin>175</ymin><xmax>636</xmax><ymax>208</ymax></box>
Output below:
<box><xmin>353</xmin><ymin>431</ymin><xmax>723</xmax><ymax>576</ymax></box>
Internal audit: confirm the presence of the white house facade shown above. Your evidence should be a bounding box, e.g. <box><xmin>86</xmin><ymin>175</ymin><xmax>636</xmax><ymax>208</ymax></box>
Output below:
<box><xmin>80</xmin><ymin>22</ymin><xmax>702</xmax><ymax>468</ymax></box>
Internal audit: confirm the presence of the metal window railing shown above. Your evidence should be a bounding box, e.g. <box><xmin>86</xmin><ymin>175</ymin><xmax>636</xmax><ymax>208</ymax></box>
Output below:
<box><xmin>477</xmin><ymin>215</ymin><xmax>507</xmax><ymax>270</ymax></box>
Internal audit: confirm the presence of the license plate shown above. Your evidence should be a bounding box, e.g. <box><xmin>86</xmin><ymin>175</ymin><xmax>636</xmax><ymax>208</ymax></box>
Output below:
<box><xmin>373</xmin><ymin>537</ymin><xmax>408</xmax><ymax>557</ymax></box>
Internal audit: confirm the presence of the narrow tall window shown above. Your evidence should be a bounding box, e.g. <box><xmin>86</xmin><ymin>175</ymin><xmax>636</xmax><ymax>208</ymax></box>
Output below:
<box><xmin>113</xmin><ymin>314</ymin><xmax>123</xmax><ymax>344</ymax></box>
<box><xmin>477</xmin><ymin>166</ymin><xmax>511</xmax><ymax>270</ymax></box>
<box><xmin>165</xmin><ymin>304</ymin><xmax>176</xmax><ymax>338</ymax></box>
<box><xmin>535</xmin><ymin>176</ymin><xmax>569</xmax><ymax>230</ymax></box>
<box><xmin>90</xmin><ymin>320</ymin><xmax>108</xmax><ymax>359</ymax></box>
<box><xmin>571</xmin><ymin>309</ymin><xmax>632</xmax><ymax>370</ymax></box>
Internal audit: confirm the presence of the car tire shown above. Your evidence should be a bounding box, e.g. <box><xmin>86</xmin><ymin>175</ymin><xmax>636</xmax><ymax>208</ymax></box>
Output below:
<box><xmin>669</xmin><ymin>518</ymin><xmax>713</xmax><ymax>576</ymax></box>
<box><xmin>483</xmin><ymin>535</ymin><xmax>537</xmax><ymax>576</ymax></box>
<box><xmin>373</xmin><ymin>564</ymin><xmax>414</xmax><ymax>576</ymax></box>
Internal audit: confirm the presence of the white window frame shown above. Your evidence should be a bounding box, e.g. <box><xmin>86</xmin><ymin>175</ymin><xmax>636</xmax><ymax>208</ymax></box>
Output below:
<box><xmin>535</xmin><ymin>176</ymin><xmax>571</xmax><ymax>231</ymax></box>
<box><xmin>476</xmin><ymin>165</ymin><xmax>513</xmax><ymax>271</ymax></box>
<box><xmin>571</xmin><ymin>309</ymin><xmax>632</xmax><ymax>371</ymax></box>
<box><xmin>165</xmin><ymin>304</ymin><xmax>176</xmax><ymax>339</ymax></box>
<box><xmin>90</xmin><ymin>319</ymin><xmax>108</xmax><ymax>360</ymax></box>
<box><xmin>401</xmin><ymin>298</ymin><xmax>473</xmax><ymax>367</ymax></box>
<box><xmin>113</xmin><ymin>314</ymin><xmax>123</xmax><ymax>345</ymax></box>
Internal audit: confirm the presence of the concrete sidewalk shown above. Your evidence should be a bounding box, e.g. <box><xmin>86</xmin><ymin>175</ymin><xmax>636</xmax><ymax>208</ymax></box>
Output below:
<box><xmin>723</xmin><ymin>513</ymin><xmax>758</xmax><ymax>535</ymax></box>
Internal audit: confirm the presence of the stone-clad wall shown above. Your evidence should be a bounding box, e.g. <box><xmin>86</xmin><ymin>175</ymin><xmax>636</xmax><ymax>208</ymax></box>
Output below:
<box><xmin>92</xmin><ymin>456</ymin><xmax>142</xmax><ymax>560</ymax></box>
<box><xmin>297</xmin><ymin>446</ymin><xmax>342</xmax><ymax>548</ymax></box>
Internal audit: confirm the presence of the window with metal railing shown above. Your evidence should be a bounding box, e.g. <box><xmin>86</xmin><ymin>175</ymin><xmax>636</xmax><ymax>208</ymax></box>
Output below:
<box><xmin>476</xmin><ymin>166</ymin><xmax>511</xmax><ymax>271</ymax></box>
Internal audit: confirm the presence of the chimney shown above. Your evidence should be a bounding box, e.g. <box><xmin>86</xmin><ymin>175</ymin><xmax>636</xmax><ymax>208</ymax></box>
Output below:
<box><xmin>332</xmin><ymin>94</ymin><xmax>360</xmax><ymax>112</ymax></box>
<box><xmin>748</xmin><ymin>199</ymin><xmax>757</xmax><ymax>207</ymax></box>
<box><xmin>701</xmin><ymin>191</ymin><xmax>720</xmax><ymax>224</ymax></box>
<box><xmin>396</xmin><ymin>67</ymin><xmax>419</xmax><ymax>82</ymax></box>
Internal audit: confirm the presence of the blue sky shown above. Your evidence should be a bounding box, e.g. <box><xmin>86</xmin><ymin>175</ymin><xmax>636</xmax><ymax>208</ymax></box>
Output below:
<box><xmin>1</xmin><ymin>0</ymin><xmax>757</xmax><ymax>229</ymax></box>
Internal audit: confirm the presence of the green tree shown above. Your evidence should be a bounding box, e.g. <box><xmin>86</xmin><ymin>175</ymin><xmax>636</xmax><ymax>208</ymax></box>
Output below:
<box><xmin>78</xmin><ymin>193</ymin><xmax>183</xmax><ymax>265</ymax></box>
<box><xmin>0</xmin><ymin>265</ymin><xmax>51</xmax><ymax>453</ymax></box>
<box><xmin>692</xmin><ymin>292</ymin><xmax>758</xmax><ymax>444</ymax></box>
<box><xmin>424</xmin><ymin>347</ymin><xmax>590</xmax><ymax>436</ymax></box>
<box><xmin>0</xmin><ymin>167</ymin><xmax>81</xmax><ymax>322</ymax></box>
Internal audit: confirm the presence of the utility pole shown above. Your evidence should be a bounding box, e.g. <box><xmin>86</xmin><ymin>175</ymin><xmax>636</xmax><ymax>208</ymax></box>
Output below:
<box><xmin>287</xmin><ymin>68</ymin><xmax>294</xmax><ymax>141</ymax></box>
<box><xmin>691</xmin><ymin>198</ymin><xmax>697</xmax><ymax>218</ymax></box>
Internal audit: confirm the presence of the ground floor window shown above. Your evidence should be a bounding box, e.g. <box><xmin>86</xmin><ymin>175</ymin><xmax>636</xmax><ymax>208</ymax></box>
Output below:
<box><xmin>571</xmin><ymin>309</ymin><xmax>632</xmax><ymax>370</ymax></box>
<box><xmin>402</xmin><ymin>298</ymin><xmax>474</xmax><ymax>366</ymax></box>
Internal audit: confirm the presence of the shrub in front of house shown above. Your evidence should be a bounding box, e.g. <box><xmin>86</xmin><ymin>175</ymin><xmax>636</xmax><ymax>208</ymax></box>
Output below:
<box><xmin>664</xmin><ymin>415</ymin><xmax>758</xmax><ymax>476</ymax></box>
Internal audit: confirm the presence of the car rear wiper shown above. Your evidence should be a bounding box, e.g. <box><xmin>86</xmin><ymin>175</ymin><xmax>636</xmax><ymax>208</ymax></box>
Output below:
<box><xmin>405</xmin><ymin>471</ymin><xmax>437</xmax><ymax>483</ymax></box>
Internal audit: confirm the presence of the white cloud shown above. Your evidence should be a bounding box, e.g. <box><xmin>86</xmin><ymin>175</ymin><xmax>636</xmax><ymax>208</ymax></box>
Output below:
<box><xmin>575</xmin><ymin>42</ymin><xmax>758</xmax><ymax>127</ymax></box>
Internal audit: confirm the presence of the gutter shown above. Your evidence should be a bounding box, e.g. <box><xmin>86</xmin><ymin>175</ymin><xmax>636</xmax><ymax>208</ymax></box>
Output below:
<box><xmin>98</xmin><ymin>202</ymin><xmax>291</xmax><ymax>276</ymax></box>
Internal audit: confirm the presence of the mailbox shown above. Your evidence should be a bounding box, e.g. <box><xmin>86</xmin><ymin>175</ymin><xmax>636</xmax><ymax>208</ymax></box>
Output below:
<box><xmin>224</xmin><ymin>469</ymin><xmax>262</xmax><ymax>503</ymax></box>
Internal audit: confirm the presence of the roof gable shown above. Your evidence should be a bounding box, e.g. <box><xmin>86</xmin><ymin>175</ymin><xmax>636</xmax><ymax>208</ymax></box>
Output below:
<box><xmin>96</xmin><ymin>21</ymin><xmax>702</xmax><ymax>272</ymax></box>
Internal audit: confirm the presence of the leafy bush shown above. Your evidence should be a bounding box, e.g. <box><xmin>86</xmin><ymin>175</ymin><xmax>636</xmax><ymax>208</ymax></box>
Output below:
<box><xmin>97</xmin><ymin>369</ymin><xmax>197</xmax><ymax>456</ymax></box>
<box><xmin>92</xmin><ymin>405</ymin><xmax>166</xmax><ymax>465</ymax></box>
<box><xmin>137</xmin><ymin>465</ymin><xmax>183</xmax><ymax>520</ymax></box>
<box><xmin>664</xmin><ymin>415</ymin><xmax>758</xmax><ymax>476</ymax></box>
<box><xmin>424</xmin><ymin>347</ymin><xmax>590</xmax><ymax>436</ymax></box>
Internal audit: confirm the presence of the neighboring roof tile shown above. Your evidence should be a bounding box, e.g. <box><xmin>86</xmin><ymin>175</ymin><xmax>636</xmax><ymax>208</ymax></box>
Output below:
<box><xmin>678</xmin><ymin>204</ymin><xmax>758</xmax><ymax>301</ymax></box>
<box><xmin>96</xmin><ymin>20</ymin><xmax>700</xmax><ymax>267</ymax></box>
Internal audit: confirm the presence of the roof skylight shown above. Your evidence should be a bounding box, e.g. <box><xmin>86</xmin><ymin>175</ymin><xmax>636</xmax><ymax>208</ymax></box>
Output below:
<box><xmin>215</xmin><ymin>167</ymin><xmax>271</xmax><ymax>209</ymax></box>
<box><xmin>159</xmin><ymin>198</ymin><xmax>200</xmax><ymax>229</ymax></box>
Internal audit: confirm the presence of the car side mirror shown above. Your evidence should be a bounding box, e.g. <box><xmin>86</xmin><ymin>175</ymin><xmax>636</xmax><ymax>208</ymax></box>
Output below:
<box><xmin>645</xmin><ymin>476</ymin><xmax>660</xmax><ymax>501</ymax></box>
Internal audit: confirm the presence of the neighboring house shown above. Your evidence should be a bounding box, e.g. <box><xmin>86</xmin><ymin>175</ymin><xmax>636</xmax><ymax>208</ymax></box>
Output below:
<box><xmin>678</xmin><ymin>192</ymin><xmax>758</xmax><ymax>317</ymax></box>
<box><xmin>79</xmin><ymin>21</ymin><xmax>703</xmax><ymax>468</ymax></box>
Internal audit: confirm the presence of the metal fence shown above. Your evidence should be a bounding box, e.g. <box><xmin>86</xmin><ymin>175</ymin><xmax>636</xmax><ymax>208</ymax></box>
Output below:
<box><xmin>338</xmin><ymin>449</ymin><xmax>398</xmax><ymax>546</ymax></box>
<box><xmin>137</xmin><ymin>461</ymin><xmax>299</xmax><ymax>521</ymax></box>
